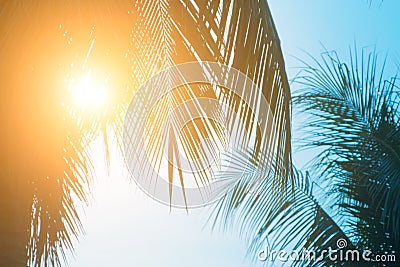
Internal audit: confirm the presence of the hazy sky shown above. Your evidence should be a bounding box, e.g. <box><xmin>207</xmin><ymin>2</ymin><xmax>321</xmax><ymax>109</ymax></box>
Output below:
<box><xmin>66</xmin><ymin>1</ymin><xmax>400</xmax><ymax>266</ymax></box>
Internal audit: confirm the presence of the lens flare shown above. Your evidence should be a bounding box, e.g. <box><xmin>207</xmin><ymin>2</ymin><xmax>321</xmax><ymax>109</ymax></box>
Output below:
<box><xmin>70</xmin><ymin>70</ymin><xmax>108</xmax><ymax>109</ymax></box>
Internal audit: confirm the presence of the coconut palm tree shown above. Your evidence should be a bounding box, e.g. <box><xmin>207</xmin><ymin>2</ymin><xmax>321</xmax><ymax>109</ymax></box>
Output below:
<box><xmin>211</xmin><ymin>48</ymin><xmax>400</xmax><ymax>266</ymax></box>
<box><xmin>124</xmin><ymin>0</ymin><xmax>292</xmax><ymax>208</ymax></box>
<box><xmin>294</xmin><ymin>47</ymin><xmax>400</xmax><ymax>261</ymax></box>
<box><xmin>0</xmin><ymin>1</ymin><xmax>132</xmax><ymax>266</ymax></box>
<box><xmin>1</xmin><ymin>0</ymin><xmax>293</xmax><ymax>265</ymax></box>
<box><xmin>5</xmin><ymin>1</ymin><xmax>399</xmax><ymax>267</ymax></box>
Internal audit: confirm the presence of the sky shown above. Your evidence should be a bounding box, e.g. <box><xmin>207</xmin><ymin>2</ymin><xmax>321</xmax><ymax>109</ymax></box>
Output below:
<box><xmin>66</xmin><ymin>1</ymin><xmax>400</xmax><ymax>266</ymax></box>
<box><xmin>269</xmin><ymin>0</ymin><xmax>400</xmax><ymax>168</ymax></box>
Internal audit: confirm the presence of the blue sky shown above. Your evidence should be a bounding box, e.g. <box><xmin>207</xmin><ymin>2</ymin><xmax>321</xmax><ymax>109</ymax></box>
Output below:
<box><xmin>66</xmin><ymin>1</ymin><xmax>400</xmax><ymax>266</ymax></box>
<box><xmin>269</xmin><ymin>0</ymin><xmax>400</xmax><ymax>168</ymax></box>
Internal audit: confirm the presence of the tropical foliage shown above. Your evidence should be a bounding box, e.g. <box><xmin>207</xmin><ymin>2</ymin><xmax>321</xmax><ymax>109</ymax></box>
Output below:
<box><xmin>0</xmin><ymin>1</ymin><xmax>132</xmax><ymax>266</ymax></box>
<box><xmin>211</xmin><ymin>48</ymin><xmax>400</xmax><ymax>266</ymax></box>
<box><xmin>1</xmin><ymin>0</ymin><xmax>292</xmax><ymax>266</ymax></box>
<box><xmin>1</xmin><ymin>0</ymin><xmax>398</xmax><ymax>266</ymax></box>
<box><xmin>124</xmin><ymin>0</ymin><xmax>292</xmax><ymax>207</ymax></box>
<box><xmin>294</xmin><ymin>48</ymin><xmax>400</xmax><ymax>261</ymax></box>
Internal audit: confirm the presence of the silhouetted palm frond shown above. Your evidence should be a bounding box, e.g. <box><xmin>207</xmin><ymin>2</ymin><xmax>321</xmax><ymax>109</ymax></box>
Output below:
<box><xmin>1</xmin><ymin>0</ymin><xmax>293</xmax><ymax>265</ymax></box>
<box><xmin>294</xmin><ymin>47</ymin><xmax>400</xmax><ymax>257</ymax></box>
<box><xmin>210</xmin><ymin>147</ymin><xmax>351</xmax><ymax>266</ymax></box>
<box><xmin>125</xmin><ymin>0</ymin><xmax>292</xmax><ymax>207</ymax></box>
<box><xmin>0</xmin><ymin>1</ymin><xmax>132</xmax><ymax>266</ymax></box>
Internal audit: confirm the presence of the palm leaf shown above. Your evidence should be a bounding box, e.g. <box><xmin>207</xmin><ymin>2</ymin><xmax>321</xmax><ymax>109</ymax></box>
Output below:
<box><xmin>1</xmin><ymin>0</ymin><xmax>293</xmax><ymax>265</ymax></box>
<box><xmin>124</xmin><ymin>0</ymin><xmax>292</xmax><ymax>207</ymax></box>
<box><xmin>294</xmin><ymin>47</ymin><xmax>400</xmax><ymax>256</ymax></box>
<box><xmin>210</xmin><ymin>148</ymin><xmax>351</xmax><ymax>266</ymax></box>
<box><xmin>0</xmin><ymin>1</ymin><xmax>132</xmax><ymax>266</ymax></box>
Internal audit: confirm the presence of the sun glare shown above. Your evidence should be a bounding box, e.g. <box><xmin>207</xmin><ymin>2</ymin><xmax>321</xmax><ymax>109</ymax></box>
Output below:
<box><xmin>70</xmin><ymin>70</ymin><xmax>108</xmax><ymax>109</ymax></box>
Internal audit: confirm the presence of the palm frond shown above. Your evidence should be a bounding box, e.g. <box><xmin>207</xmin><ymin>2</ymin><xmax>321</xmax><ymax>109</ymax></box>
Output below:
<box><xmin>0</xmin><ymin>1</ymin><xmax>132</xmax><ymax>266</ymax></box>
<box><xmin>294</xmin><ymin>46</ymin><xmax>400</xmax><ymax>255</ymax></box>
<box><xmin>124</xmin><ymin>0</ymin><xmax>292</xmax><ymax>207</ymax></box>
<box><xmin>210</xmin><ymin>148</ymin><xmax>351</xmax><ymax>266</ymax></box>
<box><xmin>1</xmin><ymin>0</ymin><xmax>293</xmax><ymax>265</ymax></box>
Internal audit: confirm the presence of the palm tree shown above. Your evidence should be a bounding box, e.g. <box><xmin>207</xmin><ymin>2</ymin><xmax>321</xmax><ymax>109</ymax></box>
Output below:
<box><xmin>0</xmin><ymin>1</ymin><xmax>132</xmax><ymax>266</ymax></box>
<box><xmin>294</xmin><ymin>47</ymin><xmax>400</xmax><ymax>260</ymax></box>
<box><xmin>211</xmin><ymin>48</ymin><xmax>400</xmax><ymax>266</ymax></box>
<box><xmin>124</xmin><ymin>0</ymin><xmax>292</xmax><ymax>208</ymax></box>
<box><xmin>1</xmin><ymin>0</ymin><xmax>293</xmax><ymax>265</ymax></box>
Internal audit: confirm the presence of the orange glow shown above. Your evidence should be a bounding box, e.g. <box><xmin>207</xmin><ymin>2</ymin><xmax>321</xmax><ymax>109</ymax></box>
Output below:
<box><xmin>69</xmin><ymin>70</ymin><xmax>109</xmax><ymax>109</ymax></box>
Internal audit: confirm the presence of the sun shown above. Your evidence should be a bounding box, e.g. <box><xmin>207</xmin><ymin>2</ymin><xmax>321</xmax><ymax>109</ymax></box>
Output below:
<box><xmin>68</xmin><ymin>69</ymin><xmax>108</xmax><ymax>109</ymax></box>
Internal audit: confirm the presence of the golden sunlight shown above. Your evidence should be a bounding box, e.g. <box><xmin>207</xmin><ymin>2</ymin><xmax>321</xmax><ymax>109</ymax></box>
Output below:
<box><xmin>69</xmin><ymin>70</ymin><xmax>108</xmax><ymax>109</ymax></box>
